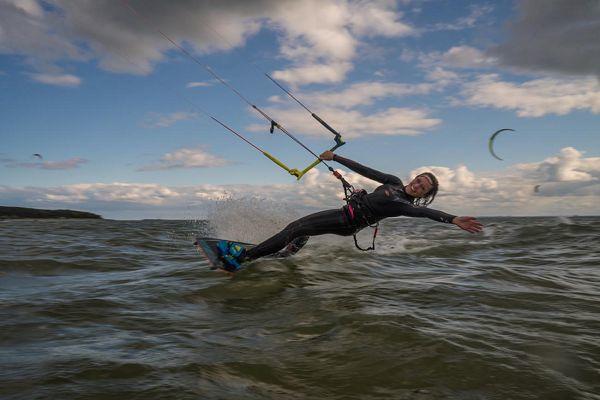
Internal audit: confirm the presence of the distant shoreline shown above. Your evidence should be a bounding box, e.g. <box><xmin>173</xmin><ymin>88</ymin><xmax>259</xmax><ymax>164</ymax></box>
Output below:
<box><xmin>0</xmin><ymin>206</ymin><xmax>102</xmax><ymax>219</ymax></box>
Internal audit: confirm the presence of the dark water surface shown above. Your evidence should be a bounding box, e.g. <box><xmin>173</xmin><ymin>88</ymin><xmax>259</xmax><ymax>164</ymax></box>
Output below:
<box><xmin>1</xmin><ymin>217</ymin><xmax>599</xmax><ymax>399</ymax></box>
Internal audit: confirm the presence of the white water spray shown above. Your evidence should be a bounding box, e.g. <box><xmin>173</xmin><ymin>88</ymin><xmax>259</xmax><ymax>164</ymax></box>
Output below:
<box><xmin>205</xmin><ymin>195</ymin><xmax>302</xmax><ymax>244</ymax></box>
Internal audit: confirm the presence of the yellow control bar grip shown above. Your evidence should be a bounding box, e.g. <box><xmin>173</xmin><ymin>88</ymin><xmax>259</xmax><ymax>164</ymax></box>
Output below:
<box><xmin>295</xmin><ymin>158</ymin><xmax>322</xmax><ymax>180</ymax></box>
<box><xmin>262</xmin><ymin>151</ymin><xmax>302</xmax><ymax>178</ymax></box>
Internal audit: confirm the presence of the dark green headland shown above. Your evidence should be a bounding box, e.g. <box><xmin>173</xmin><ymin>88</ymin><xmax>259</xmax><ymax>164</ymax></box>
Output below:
<box><xmin>0</xmin><ymin>206</ymin><xmax>102</xmax><ymax>219</ymax></box>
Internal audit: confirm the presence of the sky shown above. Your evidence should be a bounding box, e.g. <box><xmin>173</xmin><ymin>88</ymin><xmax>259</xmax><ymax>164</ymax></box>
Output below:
<box><xmin>0</xmin><ymin>0</ymin><xmax>599</xmax><ymax>219</ymax></box>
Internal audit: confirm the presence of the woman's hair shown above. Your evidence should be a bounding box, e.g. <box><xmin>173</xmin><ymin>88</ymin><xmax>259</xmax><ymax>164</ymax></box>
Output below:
<box><xmin>413</xmin><ymin>172</ymin><xmax>439</xmax><ymax>207</ymax></box>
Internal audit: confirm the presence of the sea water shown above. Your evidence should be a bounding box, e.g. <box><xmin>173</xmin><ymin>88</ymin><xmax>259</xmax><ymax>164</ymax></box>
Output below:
<box><xmin>1</xmin><ymin>216</ymin><xmax>599</xmax><ymax>399</ymax></box>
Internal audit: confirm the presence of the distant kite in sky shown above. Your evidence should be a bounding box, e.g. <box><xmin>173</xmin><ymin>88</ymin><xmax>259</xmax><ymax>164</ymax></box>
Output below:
<box><xmin>32</xmin><ymin>153</ymin><xmax>43</xmax><ymax>160</ymax></box>
<box><xmin>488</xmin><ymin>128</ymin><xmax>515</xmax><ymax>161</ymax></box>
<box><xmin>534</xmin><ymin>184</ymin><xmax>541</xmax><ymax>193</ymax></box>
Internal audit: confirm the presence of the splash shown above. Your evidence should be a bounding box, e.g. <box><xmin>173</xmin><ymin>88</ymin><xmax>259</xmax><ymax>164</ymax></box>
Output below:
<box><xmin>558</xmin><ymin>216</ymin><xmax>574</xmax><ymax>225</ymax></box>
<box><xmin>372</xmin><ymin>235</ymin><xmax>436</xmax><ymax>255</ymax></box>
<box><xmin>205</xmin><ymin>195</ymin><xmax>302</xmax><ymax>244</ymax></box>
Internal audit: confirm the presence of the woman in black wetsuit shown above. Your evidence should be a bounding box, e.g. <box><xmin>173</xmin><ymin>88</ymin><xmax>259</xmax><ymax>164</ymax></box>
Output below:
<box><xmin>228</xmin><ymin>150</ymin><xmax>483</xmax><ymax>267</ymax></box>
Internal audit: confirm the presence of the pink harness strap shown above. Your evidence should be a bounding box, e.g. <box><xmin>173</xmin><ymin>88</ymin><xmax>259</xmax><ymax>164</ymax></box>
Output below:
<box><xmin>347</xmin><ymin>204</ymin><xmax>355</xmax><ymax>220</ymax></box>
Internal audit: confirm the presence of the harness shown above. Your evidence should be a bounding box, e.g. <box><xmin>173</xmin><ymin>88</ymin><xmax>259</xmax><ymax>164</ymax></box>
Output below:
<box><xmin>332</xmin><ymin>170</ymin><xmax>379</xmax><ymax>251</ymax></box>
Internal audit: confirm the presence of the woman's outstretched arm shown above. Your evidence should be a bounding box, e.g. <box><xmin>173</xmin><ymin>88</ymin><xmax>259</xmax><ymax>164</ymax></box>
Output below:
<box><xmin>395</xmin><ymin>202</ymin><xmax>483</xmax><ymax>233</ymax></box>
<box><xmin>320</xmin><ymin>151</ymin><xmax>402</xmax><ymax>185</ymax></box>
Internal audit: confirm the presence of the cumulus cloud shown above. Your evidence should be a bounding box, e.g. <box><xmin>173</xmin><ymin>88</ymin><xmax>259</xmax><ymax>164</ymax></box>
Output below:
<box><xmin>423</xmin><ymin>67</ymin><xmax>461</xmax><ymax>87</ymax></box>
<box><xmin>459</xmin><ymin>74</ymin><xmax>600</xmax><ymax>117</ymax></box>
<box><xmin>348</xmin><ymin>1</ymin><xmax>413</xmax><ymax>37</ymax></box>
<box><xmin>1</xmin><ymin>147</ymin><xmax>599</xmax><ymax>217</ymax></box>
<box><xmin>269</xmin><ymin>0</ymin><xmax>414</xmax><ymax>85</ymax></box>
<box><xmin>436</xmin><ymin>46</ymin><xmax>497</xmax><ymax>69</ymax></box>
<box><xmin>404</xmin><ymin>164</ymin><xmax>507</xmax><ymax>214</ymax></box>
<box><xmin>480</xmin><ymin>146</ymin><xmax>600</xmax><ymax>206</ymax></box>
<box><xmin>0</xmin><ymin>167</ymin><xmax>386</xmax><ymax>214</ymax></box>
<box><xmin>142</xmin><ymin>111</ymin><xmax>197</xmax><ymax>128</ymax></box>
<box><xmin>247</xmin><ymin>79</ymin><xmax>442</xmax><ymax>138</ymax></box>
<box><xmin>53</xmin><ymin>0</ymin><xmax>265</xmax><ymax>75</ymax></box>
<box><xmin>490</xmin><ymin>0</ymin><xmax>600</xmax><ymax>78</ymax></box>
<box><xmin>271</xmin><ymin>62</ymin><xmax>353</xmax><ymax>87</ymax></box>
<box><xmin>406</xmin><ymin>147</ymin><xmax>600</xmax><ymax>214</ymax></box>
<box><xmin>411</xmin><ymin>164</ymin><xmax>498</xmax><ymax>193</ymax></box>
<box><xmin>412</xmin><ymin>46</ymin><xmax>498</xmax><ymax>84</ymax></box>
<box><xmin>515</xmin><ymin>147</ymin><xmax>600</xmax><ymax>192</ymax></box>
<box><xmin>248</xmin><ymin>106</ymin><xmax>441</xmax><ymax>139</ymax></box>
<box><xmin>428</xmin><ymin>4</ymin><xmax>494</xmax><ymax>32</ymax></box>
<box><xmin>40</xmin><ymin>182</ymin><xmax>181</xmax><ymax>205</ymax></box>
<box><xmin>0</xmin><ymin>0</ymin><xmax>88</xmax><ymax>78</ymax></box>
<box><xmin>138</xmin><ymin>146</ymin><xmax>229</xmax><ymax>171</ymax></box>
<box><xmin>2</xmin><ymin>157</ymin><xmax>87</xmax><ymax>170</ymax></box>
<box><xmin>0</xmin><ymin>0</ymin><xmax>414</xmax><ymax>86</ymax></box>
<box><xmin>186</xmin><ymin>81</ymin><xmax>212</xmax><ymax>88</ymax></box>
<box><xmin>30</xmin><ymin>73</ymin><xmax>82</xmax><ymax>87</ymax></box>
<box><xmin>286</xmin><ymin>81</ymin><xmax>437</xmax><ymax>110</ymax></box>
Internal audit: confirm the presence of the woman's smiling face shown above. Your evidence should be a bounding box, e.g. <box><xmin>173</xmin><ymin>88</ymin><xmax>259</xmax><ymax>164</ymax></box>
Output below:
<box><xmin>405</xmin><ymin>174</ymin><xmax>434</xmax><ymax>198</ymax></box>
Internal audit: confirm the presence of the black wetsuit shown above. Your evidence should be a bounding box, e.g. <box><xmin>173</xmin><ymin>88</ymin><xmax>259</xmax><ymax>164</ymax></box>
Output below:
<box><xmin>244</xmin><ymin>155</ymin><xmax>456</xmax><ymax>261</ymax></box>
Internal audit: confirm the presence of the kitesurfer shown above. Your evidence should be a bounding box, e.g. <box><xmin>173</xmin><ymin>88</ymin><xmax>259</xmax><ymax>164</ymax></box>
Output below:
<box><xmin>222</xmin><ymin>151</ymin><xmax>483</xmax><ymax>266</ymax></box>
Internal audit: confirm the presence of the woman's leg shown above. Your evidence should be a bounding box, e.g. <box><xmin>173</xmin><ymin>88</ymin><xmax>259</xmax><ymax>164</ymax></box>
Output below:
<box><xmin>243</xmin><ymin>208</ymin><xmax>354</xmax><ymax>261</ymax></box>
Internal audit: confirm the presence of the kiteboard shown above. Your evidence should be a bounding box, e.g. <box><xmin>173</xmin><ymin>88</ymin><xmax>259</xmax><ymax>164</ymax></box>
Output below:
<box><xmin>194</xmin><ymin>236</ymin><xmax>308</xmax><ymax>272</ymax></box>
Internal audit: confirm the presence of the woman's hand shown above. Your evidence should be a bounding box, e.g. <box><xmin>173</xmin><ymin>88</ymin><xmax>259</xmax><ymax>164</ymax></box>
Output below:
<box><xmin>319</xmin><ymin>150</ymin><xmax>335</xmax><ymax>161</ymax></box>
<box><xmin>452</xmin><ymin>216</ymin><xmax>483</xmax><ymax>233</ymax></box>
